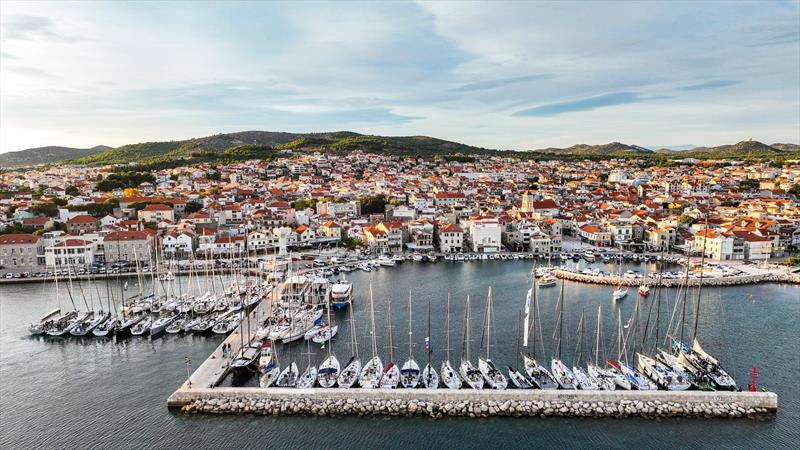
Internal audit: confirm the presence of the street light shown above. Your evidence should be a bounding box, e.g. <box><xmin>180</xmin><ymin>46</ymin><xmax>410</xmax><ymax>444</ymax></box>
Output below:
<box><xmin>185</xmin><ymin>356</ymin><xmax>192</xmax><ymax>388</ymax></box>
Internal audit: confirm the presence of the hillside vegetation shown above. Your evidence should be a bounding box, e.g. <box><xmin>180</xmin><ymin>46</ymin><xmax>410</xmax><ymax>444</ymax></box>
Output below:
<box><xmin>0</xmin><ymin>145</ymin><xmax>111</xmax><ymax>167</ymax></box>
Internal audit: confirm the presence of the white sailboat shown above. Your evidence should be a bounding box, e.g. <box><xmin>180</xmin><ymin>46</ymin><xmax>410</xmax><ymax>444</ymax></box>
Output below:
<box><xmin>572</xmin><ymin>310</ymin><xmax>600</xmax><ymax>390</ymax></box>
<box><xmin>551</xmin><ymin>280</ymin><xmax>577</xmax><ymax>389</ymax></box>
<box><xmin>379</xmin><ymin>298</ymin><xmax>400</xmax><ymax>389</ymax></box>
<box><xmin>522</xmin><ymin>274</ymin><xmax>559</xmax><ymax>390</ymax></box>
<box><xmin>400</xmin><ymin>291</ymin><xmax>421</xmax><ymax>388</ymax></box>
<box><xmin>359</xmin><ymin>282</ymin><xmax>383</xmax><ymax>389</ymax></box>
<box><xmin>317</xmin><ymin>298</ymin><xmax>340</xmax><ymax>388</ymax></box>
<box><xmin>440</xmin><ymin>293</ymin><xmax>462</xmax><ymax>389</ymax></box>
<box><xmin>459</xmin><ymin>295</ymin><xmax>484</xmax><ymax>389</ymax></box>
<box><xmin>421</xmin><ymin>298</ymin><xmax>439</xmax><ymax>389</ymax></box>
<box><xmin>478</xmin><ymin>287</ymin><xmax>507</xmax><ymax>389</ymax></box>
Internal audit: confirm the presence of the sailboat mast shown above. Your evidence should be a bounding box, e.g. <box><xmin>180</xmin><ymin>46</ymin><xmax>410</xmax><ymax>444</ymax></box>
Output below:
<box><xmin>679</xmin><ymin>252</ymin><xmax>690</xmax><ymax>345</ymax></box>
<box><xmin>556</xmin><ymin>279</ymin><xmax>565</xmax><ymax>360</ymax></box>
<box><xmin>692</xmin><ymin>209</ymin><xmax>710</xmax><ymax>342</ymax></box>
<box><xmin>408</xmin><ymin>290</ymin><xmax>413</xmax><ymax>360</ymax></box>
<box><xmin>486</xmin><ymin>287</ymin><xmax>492</xmax><ymax>360</ymax></box>
<box><xmin>446</xmin><ymin>293</ymin><xmax>451</xmax><ymax>362</ymax></box>
<box><xmin>369</xmin><ymin>281</ymin><xmax>377</xmax><ymax>358</ymax></box>
<box><xmin>594</xmin><ymin>305</ymin><xmax>601</xmax><ymax>366</ymax></box>
<box><xmin>387</xmin><ymin>298</ymin><xmax>394</xmax><ymax>362</ymax></box>
<box><xmin>426</xmin><ymin>298</ymin><xmax>431</xmax><ymax>367</ymax></box>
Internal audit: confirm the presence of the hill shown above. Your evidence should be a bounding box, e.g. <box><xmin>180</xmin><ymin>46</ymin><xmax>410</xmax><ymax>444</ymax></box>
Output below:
<box><xmin>530</xmin><ymin>142</ymin><xmax>654</xmax><ymax>158</ymax></box>
<box><xmin>680</xmin><ymin>140</ymin><xmax>797</xmax><ymax>159</ymax></box>
<box><xmin>0</xmin><ymin>145</ymin><xmax>110</xmax><ymax>167</ymax></box>
<box><xmin>75</xmin><ymin>131</ymin><xmax>493</xmax><ymax>166</ymax></box>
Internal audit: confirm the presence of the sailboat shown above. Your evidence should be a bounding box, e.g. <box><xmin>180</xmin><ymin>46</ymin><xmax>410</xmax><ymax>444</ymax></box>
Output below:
<box><xmin>337</xmin><ymin>301</ymin><xmax>361</xmax><ymax>388</ymax></box>
<box><xmin>275</xmin><ymin>308</ymin><xmax>299</xmax><ymax>387</ymax></box>
<box><xmin>612</xmin><ymin>245</ymin><xmax>628</xmax><ymax>301</ymax></box>
<box><xmin>522</xmin><ymin>273</ymin><xmax>559</xmax><ymax>389</ymax></box>
<box><xmin>379</xmin><ymin>298</ymin><xmax>400</xmax><ymax>389</ymax></box>
<box><xmin>400</xmin><ymin>291</ymin><xmax>421</xmax><ymax>388</ymax></box>
<box><xmin>421</xmin><ymin>298</ymin><xmax>439</xmax><ymax>389</ymax></box>
<box><xmin>508</xmin><ymin>312</ymin><xmax>534</xmax><ymax>389</ymax></box>
<box><xmin>571</xmin><ymin>310</ymin><xmax>600</xmax><ymax>390</ymax></box>
<box><xmin>551</xmin><ymin>280</ymin><xmax>577</xmax><ymax>389</ymax></box>
<box><xmin>259</xmin><ymin>340</ymin><xmax>281</xmax><ymax>388</ymax></box>
<box><xmin>317</xmin><ymin>299</ymin><xmax>340</xmax><ymax>388</ymax></box>
<box><xmin>296</xmin><ymin>338</ymin><xmax>318</xmax><ymax>388</ymax></box>
<box><xmin>440</xmin><ymin>293</ymin><xmax>462</xmax><ymax>389</ymax></box>
<box><xmin>478</xmin><ymin>287</ymin><xmax>507</xmax><ymax>389</ymax></box>
<box><xmin>459</xmin><ymin>295</ymin><xmax>484</xmax><ymax>389</ymax></box>
<box><xmin>358</xmin><ymin>282</ymin><xmax>383</xmax><ymax>389</ymax></box>
<box><xmin>586</xmin><ymin>306</ymin><xmax>619</xmax><ymax>390</ymax></box>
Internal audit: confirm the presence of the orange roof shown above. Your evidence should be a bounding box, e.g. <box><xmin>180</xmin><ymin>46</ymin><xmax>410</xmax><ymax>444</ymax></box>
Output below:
<box><xmin>0</xmin><ymin>234</ymin><xmax>39</xmax><ymax>245</ymax></box>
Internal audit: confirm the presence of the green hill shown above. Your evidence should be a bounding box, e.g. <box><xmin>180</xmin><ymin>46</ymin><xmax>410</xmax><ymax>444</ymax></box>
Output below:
<box><xmin>0</xmin><ymin>145</ymin><xmax>110</xmax><ymax>167</ymax></box>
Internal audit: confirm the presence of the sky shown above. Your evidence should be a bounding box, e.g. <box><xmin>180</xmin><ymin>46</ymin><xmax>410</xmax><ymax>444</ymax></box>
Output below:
<box><xmin>1</xmin><ymin>1</ymin><xmax>799</xmax><ymax>153</ymax></box>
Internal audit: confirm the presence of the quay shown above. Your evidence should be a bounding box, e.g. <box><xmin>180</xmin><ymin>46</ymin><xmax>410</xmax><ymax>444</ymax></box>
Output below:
<box><xmin>169</xmin><ymin>386</ymin><xmax>777</xmax><ymax>419</ymax></box>
<box><xmin>552</xmin><ymin>268</ymin><xmax>800</xmax><ymax>287</ymax></box>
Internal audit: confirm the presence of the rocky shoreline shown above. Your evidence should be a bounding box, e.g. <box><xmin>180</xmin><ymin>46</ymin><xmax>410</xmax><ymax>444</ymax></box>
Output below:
<box><xmin>180</xmin><ymin>395</ymin><xmax>775</xmax><ymax>419</ymax></box>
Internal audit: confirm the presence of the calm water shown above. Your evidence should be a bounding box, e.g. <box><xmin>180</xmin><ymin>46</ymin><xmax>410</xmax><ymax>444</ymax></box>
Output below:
<box><xmin>1</xmin><ymin>261</ymin><xmax>797</xmax><ymax>449</ymax></box>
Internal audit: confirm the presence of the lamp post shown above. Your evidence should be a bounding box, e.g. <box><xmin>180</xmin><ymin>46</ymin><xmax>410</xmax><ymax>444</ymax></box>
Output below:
<box><xmin>185</xmin><ymin>356</ymin><xmax>192</xmax><ymax>388</ymax></box>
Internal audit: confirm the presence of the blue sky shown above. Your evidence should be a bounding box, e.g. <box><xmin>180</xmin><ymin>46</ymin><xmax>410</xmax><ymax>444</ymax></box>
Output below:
<box><xmin>1</xmin><ymin>1</ymin><xmax>798</xmax><ymax>152</ymax></box>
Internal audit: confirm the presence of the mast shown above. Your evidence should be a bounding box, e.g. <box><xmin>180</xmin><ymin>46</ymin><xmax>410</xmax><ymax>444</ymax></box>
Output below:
<box><xmin>445</xmin><ymin>292</ymin><xmax>452</xmax><ymax>362</ymax></box>
<box><xmin>407</xmin><ymin>290</ymin><xmax>413</xmax><ymax>361</ymax></box>
<box><xmin>369</xmin><ymin>281</ymin><xmax>377</xmax><ymax>358</ymax></box>
<box><xmin>555</xmin><ymin>279</ymin><xmax>565</xmax><ymax>360</ymax></box>
<box><xmin>531</xmin><ymin>274</ymin><xmax>539</xmax><ymax>359</ymax></box>
<box><xmin>326</xmin><ymin>284</ymin><xmax>333</xmax><ymax>359</ymax></box>
<box><xmin>426</xmin><ymin>298</ymin><xmax>432</xmax><ymax>367</ymax></box>
<box><xmin>692</xmin><ymin>209</ymin><xmax>710</xmax><ymax>343</ymax></box>
<box><xmin>678</xmin><ymin>249</ymin><xmax>691</xmax><ymax>345</ymax></box>
<box><xmin>386</xmin><ymin>297</ymin><xmax>394</xmax><ymax>363</ymax></box>
<box><xmin>594</xmin><ymin>305</ymin><xmax>601</xmax><ymax>366</ymax></box>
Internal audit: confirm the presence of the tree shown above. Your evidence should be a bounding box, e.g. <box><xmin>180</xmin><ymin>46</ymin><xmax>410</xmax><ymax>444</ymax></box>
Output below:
<box><xmin>739</xmin><ymin>179</ymin><xmax>760</xmax><ymax>191</ymax></box>
<box><xmin>65</xmin><ymin>185</ymin><xmax>80</xmax><ymax>197</ymax></box>
<box><xmin>678</xmin><ymin>214</ymin><xmax>696</xmax><ymax>225</ymax></box>
<box><xmin>31</xmin><ymin>201</ymin><xmax>59</xmax><ymax>217</ymax></box>
<box><xmin>184</xmin><ymin>201</ymin><xmax>203</xmax><ymax>215</ymax></box>
<box><xmin>293</xmin><ymin>198</ymin><xmax>318</xmax><ymax>211</ymax></box>
<box><xmin>359</xmin><ymin>194</ymin><xmax>387</xmax><ymax>215</ymax></box>
<box><xmin>789</xmin><ymin>184</ymin><xmax>800</xmax><ymax>198</ymax></box>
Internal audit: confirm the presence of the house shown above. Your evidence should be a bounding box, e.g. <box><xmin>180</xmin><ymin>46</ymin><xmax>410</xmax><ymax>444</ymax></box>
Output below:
<box><xmin>316</xmin><ymin>200</ymin><xmax>360</xmax><ymax>217</ymax></box>
<box><xmin>0</xmin><ymin>234</ymin><xmax>41</xmax><ymax>272</ymax></box>
<box><xmin>45</xmin><ymin>238</ymin><xmax>95</xmax><ymax>267</ymax></box>
<box><xmin>434</xmin><ymin>192</ymin><xmax>466</xmax><ymax>208</ymax></box>
<box><xmin>66</xmin><ymin>214</ymin><xmax>99</xmax><ymax>235</ymax></box>
<box><xmin>692</xmin><ymin>229</ymin><xmax>737</xmax><ymax>261</ymax></box>
<box><xmin>438</xmin><ymin>223</ymin><xmax>463</xmax><ymax>253</ymax></box>
<box><xmin>163</xmin><ymin>231</ymin><xmax>195</xmax><ymax>257</ymax></box>
<box><xmin>578</xmin><ymin>224</ymin><xmax>613</xmax><ymax>247</ymax></box>
<box><xmin>293</xmin><ymin>224</ymin><xmax>316</xmax><ymax>244</ymax></box>
<box><xmin>102</xmin><ymin>230</ymin><xmax>154</xmax><ymax>263</ymax></box>
<box><xmin>247</xmin><ymin>230</ymin><xmax>278</xmax><ymax>252</ymax></box>
<box><xmin>320</xmin><ymin>220</ymin><xmax>342</xmax><ymax>240</ymax></box>
<box><xmin>213</xmin><ymin>235</ymin><xmax>245</xmax><ymax>255</ymax></box>
<box><xmin>137</xmin><ymin>204</ymin><xmax>175</xmax><ymax>224</ymax></box>
<box><xmin>468</xmin><ymin>216</ymin><xmax>502</xmax><ymax>253</ymax></box>
<box><xmin>21</xmin><ymin>216</ymin><xmax>52</xmax><ymax>230</ymax></box>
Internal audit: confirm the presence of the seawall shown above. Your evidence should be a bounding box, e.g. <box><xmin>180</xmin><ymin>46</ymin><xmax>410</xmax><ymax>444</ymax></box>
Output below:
<box><xmin>552</xmin><ymin>269</ymin><xmax>800</xmax><ymax>287</ymax></box>
<box><xmin>170</xmin><ymin>387</ymin><xmax>776</xmax><ymax>419</ymax></box>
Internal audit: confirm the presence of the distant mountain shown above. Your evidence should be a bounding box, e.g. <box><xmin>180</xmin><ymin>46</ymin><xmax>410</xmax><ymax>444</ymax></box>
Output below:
<box><xmin>0</xmin><ymin>145</ymin><xmax>110</xmax><ymax>168</ymax></box>
<box><xmin>530</xmin><ymin>142</ymin><xmax>654</xmax><ymax>157</ymax></box>
<box><xmin>76</xmin><ymin>131</ymin><xmax>493</xmax><ymax>166</ymax></box>
<box><xmin>680</xmin><ymin>140</ymin><xmax>797</xmax><ymax>159</ymax></box>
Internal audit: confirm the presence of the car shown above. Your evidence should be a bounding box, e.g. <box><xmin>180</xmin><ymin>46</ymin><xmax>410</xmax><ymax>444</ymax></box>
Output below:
<box><xmin>4</xmin><ymin>273</ymin><xmax>12</xmax><ymax>279</ymax></box>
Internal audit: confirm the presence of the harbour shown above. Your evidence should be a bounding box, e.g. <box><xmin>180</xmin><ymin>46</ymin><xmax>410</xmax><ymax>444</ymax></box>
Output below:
<box><xmin>2</xmin><ymin>260</ymin><xmax>797</xmax><ymax>448</ymax></box>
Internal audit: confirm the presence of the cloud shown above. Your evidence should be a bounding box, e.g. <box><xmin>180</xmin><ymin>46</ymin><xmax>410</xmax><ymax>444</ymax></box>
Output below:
<box><xmin>451</xmin><ymin>74</ymin><xmax>554</xmax><ymax>92</ymax></box>
<box><xmin>266</xmin><ymin>106</ymin><xmax>422</xmax><ymax>124</ymax></box>
<box><xmin>678</xmin><ymin>80</ymin><xmax>740</xmax><ymax>91</ymax></box>
<box><xmin>513</xmin><ymin>92</ymin><xmax>647</xmax><ymax>117</ymax></box>
<box><xmin>0</xmin><ymin>52</ymin><xmax>18</xmax><ymax>60</ymax></box>
<box><xmin>3</xmin><ymin>65</ymin><xmax>55</xmax><ymax>78</ymax></box>
<box><xmin>0</xmin><ymin>14</ymin><xmax>82</xmax><ymax>42</ymax></box>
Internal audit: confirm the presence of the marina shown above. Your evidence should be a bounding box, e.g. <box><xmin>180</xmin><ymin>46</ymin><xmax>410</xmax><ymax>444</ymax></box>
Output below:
<box><xmin>1</xmin><ymin>259</ymin><xmax>797</xmax><ymax>448</ymax></box>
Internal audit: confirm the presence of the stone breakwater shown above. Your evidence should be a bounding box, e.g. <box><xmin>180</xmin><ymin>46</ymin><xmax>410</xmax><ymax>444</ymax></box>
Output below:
<box><xmin>170</xmin><ymin>388</ymin><xmax>777</xmax><ymax>420</ymax></box>
<box><xmin>552</xmin><ymin>269</ymin><xmax>800</xmax><ymax>287</ymax></box>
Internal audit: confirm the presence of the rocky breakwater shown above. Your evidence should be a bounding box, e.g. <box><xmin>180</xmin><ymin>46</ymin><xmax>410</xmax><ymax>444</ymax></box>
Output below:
<box><xmin>552</xmin><ymin>269</ymin><xmax>799</xmax><ymax>287</ymax></box>
<box><xmin>173</xmin><ymin>389</ymin><xmax>776</xmax><ymax>420</ymax></box>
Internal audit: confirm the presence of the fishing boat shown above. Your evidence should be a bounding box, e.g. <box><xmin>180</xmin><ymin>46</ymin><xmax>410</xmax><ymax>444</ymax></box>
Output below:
<box><xmin>440</xmin><ymin>294</ymin><xmax>462</xmax><ymax>389</ymax></box>
<box><xmin>400</xmin><ymin>292</ymin><xmax>421</xmax><ymax>389</ymax></box>
<box><xmin>359</xmin><ymin>283</ymin><xmax>383</xmax><ymax>389</ymax></box>
<box><xmin>459</xmin><ymin>295</ymin><xmax>484</xmax><ymax>389</ymax></box>
<box><xmin>478</xmin><ymin>287</ymin><xmax>507</xmax><ymax>389</ymax></box>
<box><xmin>522</xmin><ymin>277</ymin><xmax>559</xmax><ymax>389</ymax></box>
<box><xmin>421</xmin><ymin>298</ymin><xmax>439</xmax><ymax>389</ymax></box>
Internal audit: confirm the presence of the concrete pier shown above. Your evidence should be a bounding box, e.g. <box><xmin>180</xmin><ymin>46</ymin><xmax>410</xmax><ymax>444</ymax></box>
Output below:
<box><xmin>169</xmin><ymin>386</ymin><xmax>777</xmax><ymax>418</ymax></box>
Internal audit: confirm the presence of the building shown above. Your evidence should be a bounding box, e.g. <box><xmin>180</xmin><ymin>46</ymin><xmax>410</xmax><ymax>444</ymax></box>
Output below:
<box><xmin>316</xmin><ymin>200</ymin><xmax>360</xmax><ymax>218</ymax></box>
<box><xmin>438</xmin><ymin>223</ymin><xmax>463</xmax><ymax>253</ymax></box>
<box><xmin>468</xmin><ymin>216</ymin><xmax>502</xmax><ymax>253</ymax></box>
<box><xmin>0</xmin><ymin>234</ymin><xmax>41</xmax><ymax>272</ymax></box>
<box><xmin>137</xmin><ymin>204</ymin><xmax>175</xmax><ymax>224</ymax></box>
<box><xmin>45</xmin><ymin>238</ymin><xmax>95</xmax><ymax>267</ymax></box>
<box><xmin>102</xmin><ymin>230</ymin><xmax>154</xmax><ymax>263</ymax></box>
<box><xmin>66</xmin><ymin>214</ymin><xmax>99</xmax><ymax>235</ymax></box>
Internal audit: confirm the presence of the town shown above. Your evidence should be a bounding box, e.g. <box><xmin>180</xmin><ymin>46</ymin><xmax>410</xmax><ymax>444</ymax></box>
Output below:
<box><xmin>1</xmin><ymin>151</ymin><xmax>799</xmax><ymax>278</ymax></box>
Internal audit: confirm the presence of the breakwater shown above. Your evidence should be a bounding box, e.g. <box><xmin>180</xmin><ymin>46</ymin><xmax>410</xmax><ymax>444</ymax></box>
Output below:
<box><xmin>171</xmin><ymin>388</ymin><xmax>777</xmax><ymax>419</ymax></box>
<box><xmin>552</xmin><ymin>269</ymin><xmax>800</xmax><ymax>287</ymax></box>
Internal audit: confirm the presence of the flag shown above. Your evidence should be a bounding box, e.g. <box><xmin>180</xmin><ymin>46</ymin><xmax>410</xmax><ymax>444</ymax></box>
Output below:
<box><xmin>424</xmin><ymin>336</ymin><xmax>431</xmax><ymax>353</ymax></box>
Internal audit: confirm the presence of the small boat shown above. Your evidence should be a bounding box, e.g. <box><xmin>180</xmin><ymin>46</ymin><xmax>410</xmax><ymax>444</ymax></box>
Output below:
<box><xmin>612</xmin><ymin>287</ymin><xmax>628</xmax><ymax>301</ymax></box>
<box><xmin>422</xmin><ymin>363</ymin><xmax>439</xmax><ymax>389</ymax></box>
<box><xmin>459</xmin><ymin>360</ymin><xmax>485</xmax><ymax>389</ymax></box>
<box><xmin>275</xmin><ymin>362</ymin><xmax>299</xmax><ymax>387</ymax></box>
<box><xmin>212</xmin><ymin>312</ymin><xmax>242</xmax><ymax>335</ymax></box>
<box><xmin>165</xmin><ymin>313</ymin><xmax>188</xmax><ymax>334</ymax></box>
<box><xmin>29</xmin><ymin>308</ymin><xmax>62</xmax><ymax>335</ymax></box>
<box><xmin>523</xmin><ymin>355</ymin><xmax>559</xmax><ymax>390</ymax></box>
<box><xmin>70</xmin><ymin>312</ymin><xmax>104</xmax><ymax>337</ymax></box>
<box><xmin>231</xmin><ymin>342</ymin><xmax>262</xmax><ymax>377</ymax></box>
<box><xmin>150</xmin><ymin>313</ymin><xmax>176</xmax><ymax>336</ymax></box>
<box><xmin>117</xmin><ymin>313</ymin><xmax>145</xmax><ymax>337</ymax></box>
<box><xmin>359</xmin><ymin>356</ymin><xmax>383</xmax><ymax>389</ymax></box>
<box><xmin>379</xmin><ymin>362</ymin><xmax>400</xmax><ymax>389</ymax></box>
<box><xmin>311</xmin><ymin>324</ymin><xmax>338</xmax><ymax>344</ymax></box>
<box><xmin>92</xmin><ymin>316</ymin><xmax>119</xmax><ymax>337</ymax></box>
<box><xmin>587</xmin><ymin>363</ymin><xmax>617</xmax><ymax>390</ymax></box>
<box><xmin>296</xmin><ymin>364</ymin><xmax>318</xmax><ymax>389</ymax></box>
<box><xmin>613</xmin><ymin>360</ymin><xmax>657</xmax><ymax>390</ymax></box>
<box><xmin>551</xmin><ymin>358</ymin><xmax>577</xmax><ymax>389</ymax></box>
<box><xmin>538</xmin><ymin>274</ymin><xmax>557</xmax><ymax>287</ymax></box>
<box><xmin>507</xmin><ymin>366</ymin><xmax>534</xmax><ymax>389</ymax></box>
<box><xmin>400</xmin><ymin>358</ymin><xmax>420</xmax><ymax>389</ymax></box>
<box><xmin>478</xmin><ymin>288</ymin><xmax>507</xmax><ymax>389</ymax></box>
<box><xmin>638</xmin><ymin>284</ymin><xmax>650</xmax><ymax>297</ymax></box>
<box><xmin>259</xmin><ymin>362</ymin><xmax>280</xmax><ymax>388</ymax></box>
<box><xmin>603</xmin><ymin>360</ymin><xmax>632</xmax><ymax>390</ymax></box>
<box><xmin>317</xmin><ymin>355</ymin><xmax>340</xmax><ymax>388</ymax></box>
<box><xmin>337</xmin><ymin>356</ymin><xmax>361</xmax><ymax>388</ymax></box>
<box><xmin>130</xmin><ymin>315</ymin><xmax>153</xmax><ymax>336</ymax></box>
<box><xmin>637</xmin><ymin>353</ymin><xmax>691</xmax><ymax>391</ymax></box>
<box><xmin>377</xmin><ymin>255</ymin><xmax>396</xmax><ymax>267</ymax></box>
<box><xmin>582</xmin><ymin>250</ymin><xmax>596</xmax><ymax>262</ymax></box>
<box><xmin>441</xmin><ymin>360</ymin><xmax>462</xmax><ymax>389</ymax></box>
<box><xmin>572</xmin><ymin>366</ymin><xmax>600</xmax><ymax>390</ymax></box>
